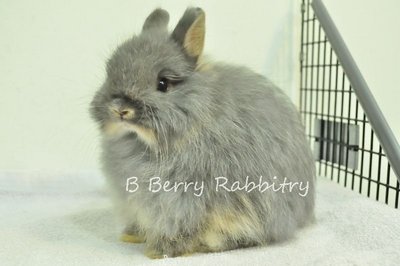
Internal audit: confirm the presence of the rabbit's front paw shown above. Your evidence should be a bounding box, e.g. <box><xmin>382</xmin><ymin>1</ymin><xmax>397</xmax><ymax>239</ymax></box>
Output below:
<box><xmin>120</xmin><ymin>224</ymin><xmax>146</xmax><ymax>243</ymax></box>
<box><xmin>144</xmin><ymin>247</ymin><xmax>193</xmax><ymax>259</ymax></box>
<box><xmin>120</xmin><ymin>233</ymin><xmax>145</xmax><ymax>244</ymax></box>
<box><xmin>145</xmin><ymin>236</ymin><xmax>195</xmax><ymax>259</ymax></box>
<box><xmin>144</xmin><ymin>248</ymin><xmax>165</xmax><ymax>259</ymax></box>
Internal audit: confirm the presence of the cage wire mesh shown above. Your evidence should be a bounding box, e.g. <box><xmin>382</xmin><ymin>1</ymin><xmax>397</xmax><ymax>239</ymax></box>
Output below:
<box><xmin>300</xmin><ymin>0</ymin><xmax>400</xmax><ymax>208</ymax></box>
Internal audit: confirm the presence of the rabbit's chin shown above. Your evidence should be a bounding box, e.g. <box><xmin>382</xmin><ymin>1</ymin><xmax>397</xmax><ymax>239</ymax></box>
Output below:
<box><xmin>102</xmin><ymin>120</ymin><xmax>157</xmax><ymax>146</ymax></box>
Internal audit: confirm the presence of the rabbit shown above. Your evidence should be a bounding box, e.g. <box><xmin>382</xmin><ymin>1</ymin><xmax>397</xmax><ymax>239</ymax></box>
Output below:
<box><xmin>90</xmin><ymin>7</ymin><xmax>315</xmax><ymax>258</ymax></box>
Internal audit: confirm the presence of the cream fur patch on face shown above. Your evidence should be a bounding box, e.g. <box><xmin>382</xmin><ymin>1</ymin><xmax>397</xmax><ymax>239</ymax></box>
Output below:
<box><xmin>102</xmin><ymin>121</ymin><xmax>128</xmax><ymax>137</ymax></box>
<box><xmin>126</xmin><ymin>124</ymin><xmax>157</xmax><ymax>146</ymax></box>
<box><xmin>102</xmin><ymin>121</ymin><xmax>156</xmax><ymax>146</ymax></box>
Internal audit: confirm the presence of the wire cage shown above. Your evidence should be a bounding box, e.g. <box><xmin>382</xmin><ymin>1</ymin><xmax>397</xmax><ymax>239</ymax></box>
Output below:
<box><xmin>300</xmin><ymin>0</ymin><xmax>400</xmax><ymax>208</ymax></box>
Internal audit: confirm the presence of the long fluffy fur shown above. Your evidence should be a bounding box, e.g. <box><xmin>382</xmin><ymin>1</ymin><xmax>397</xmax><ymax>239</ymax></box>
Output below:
<box><xmin>90</xmin><ymin>7</ymin><xmax>315</xmax><ymax>258</ymax></box>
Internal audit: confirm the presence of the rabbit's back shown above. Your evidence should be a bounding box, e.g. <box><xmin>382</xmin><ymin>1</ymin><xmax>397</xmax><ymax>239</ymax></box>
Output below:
<box><xmin>192</xmin><ymin>63</ymin><xmax>316</xmax><ymax>235</ymax></box>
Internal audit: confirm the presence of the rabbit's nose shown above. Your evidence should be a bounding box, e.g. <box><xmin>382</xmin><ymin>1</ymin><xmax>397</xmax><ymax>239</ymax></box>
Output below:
<box><xmin>111</xmin><ymin>108</ymin><xmax>135</xmax><ymax>119</ymax></box>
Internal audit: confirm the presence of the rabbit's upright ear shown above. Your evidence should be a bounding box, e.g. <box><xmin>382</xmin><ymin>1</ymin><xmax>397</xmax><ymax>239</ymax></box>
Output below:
<box><xmin>172</xmin><ymin>7</ymin><xmax>205</xmax><ymax>60</ymax></box>
<box><xmin>142</xmin><ymin>8</ymin><xmax>170</xmax><ymax>32</ymax></box>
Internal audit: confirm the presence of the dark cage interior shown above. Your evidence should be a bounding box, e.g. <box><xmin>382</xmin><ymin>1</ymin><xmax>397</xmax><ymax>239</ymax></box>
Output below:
<box><xmin>299</xmin><ymin>0</ymin><xmax>400</xmax><ymax>208</ymax></box>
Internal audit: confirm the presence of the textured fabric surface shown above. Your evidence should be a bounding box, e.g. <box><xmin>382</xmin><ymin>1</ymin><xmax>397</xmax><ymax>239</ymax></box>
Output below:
<box><xmin>0</xmin><ymin>172</ymin><xmax>399</xmax><ymax>266</ymax></box>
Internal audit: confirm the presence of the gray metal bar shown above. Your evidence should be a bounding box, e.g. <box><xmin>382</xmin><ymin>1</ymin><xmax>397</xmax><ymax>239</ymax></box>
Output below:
<box><xmin>312</xmin><ymin>0</ymin><xmax>400</xmax><ymax>181</ymax></box>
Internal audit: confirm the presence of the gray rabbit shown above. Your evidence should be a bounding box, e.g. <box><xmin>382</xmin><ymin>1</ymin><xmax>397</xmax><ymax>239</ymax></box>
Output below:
<box><xmin>90</xmin><ymin>7</ymin><xmax>315</xmax><ymax>258</ymax></box>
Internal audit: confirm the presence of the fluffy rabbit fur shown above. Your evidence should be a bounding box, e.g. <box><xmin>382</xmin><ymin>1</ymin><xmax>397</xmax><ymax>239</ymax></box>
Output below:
<box><xmin>90</xmin><ymin>7</ymin><xmax>315</xmax><ymax>258</ymax></box>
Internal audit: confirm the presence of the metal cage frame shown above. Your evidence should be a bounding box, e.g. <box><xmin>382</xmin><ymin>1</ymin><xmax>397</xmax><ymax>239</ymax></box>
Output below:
<box><xmin>300</xmin><ymin>0</ymin><xmax>400</xmax><ymax>208</ymax></box>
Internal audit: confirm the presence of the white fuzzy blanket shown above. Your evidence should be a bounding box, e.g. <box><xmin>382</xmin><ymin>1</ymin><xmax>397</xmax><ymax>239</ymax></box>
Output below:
<box><xmin>0</xmin><ymin>171</ymin><xmax>399</xmax><ymax>266</ymax></box>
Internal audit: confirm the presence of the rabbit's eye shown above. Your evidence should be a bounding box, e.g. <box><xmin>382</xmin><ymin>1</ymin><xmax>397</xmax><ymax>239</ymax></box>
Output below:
<box><xmin>157</xmin><ymin>78</ymin><xmax>169</xmax><ymax>92</ymax></box>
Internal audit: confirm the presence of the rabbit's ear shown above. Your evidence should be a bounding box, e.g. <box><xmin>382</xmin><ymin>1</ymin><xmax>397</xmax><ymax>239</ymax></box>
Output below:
<box><xmin>142</xmin><ymin>8</ymin><xmax>170</xmax><ymax>32</ymax></box>
<box><xmin>172</xmin><ymin>7</ymin><xmax>205</xmax><ymax>60</ymax></box>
